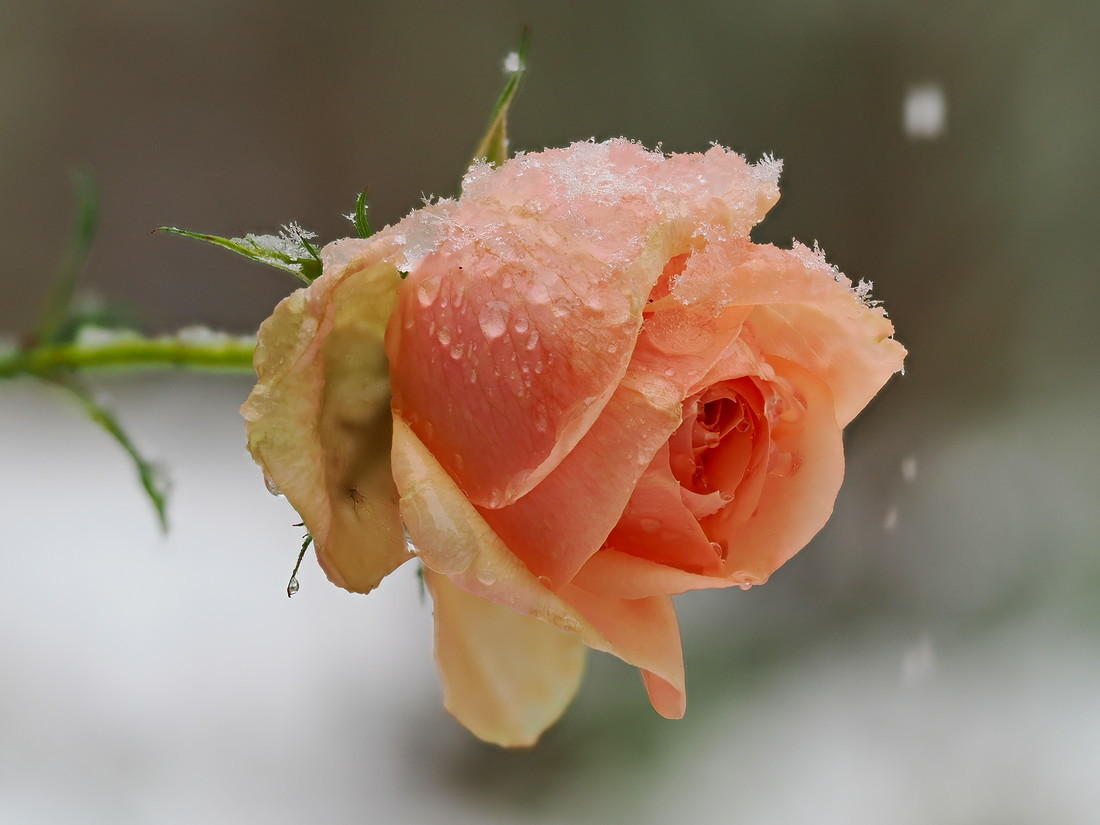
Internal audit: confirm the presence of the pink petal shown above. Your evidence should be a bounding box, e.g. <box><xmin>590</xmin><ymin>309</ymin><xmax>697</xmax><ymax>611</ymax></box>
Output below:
<box><xmin>386</xmin><ymin>199</ymin><xmax>663</xmax><ymax>511</ymax></box>
<box><xmin>242</xmin><ymin>239</ymin><xmax>411</xmax><ymax>593</ymax></box>
<box><xmin>387</xmin><ymin>141</ymin><xmax>785</xmax><ymax>510</ymax></box>
<box><xmin>703</xmin><ymin>359</ymin><xmax>846</xmax><ymax>582</ymax></box>
<box><xmin>668</xmin><ymin>240</ymin><xmax>906</xmax><ymax>425</ymax></box>
<box><xmin>474</xmin><ymin>372</ymin><xmax>682</xmax><ymax>589</ymax></box>
<box><xmin>392</xmin><ymin>415</ymin><xmax>686</xmax><ymax>730</ymax></box>
<box><xmin>602</xmin><ymin>443</ymin><xmax>721</xmax><ymax>574</ymax></box>
<box><xmin>574</xmin><ymin>550</ymin><xmax>737</xmax><ymax>599</ymax></box>
<box><xmin>424</xmin><ymin>568</ymin><xmax>586</xmax><ymax>747</ymax></box>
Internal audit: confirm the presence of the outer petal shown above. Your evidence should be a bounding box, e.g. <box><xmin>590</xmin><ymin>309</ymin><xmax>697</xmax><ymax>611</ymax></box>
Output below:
<box><xmin>392</xmin><ymin>415</ymin><xmax>686</xmax><ymax>737</ymax></box>
<box><xmin>387</xmin><ymin>208</ymin><xmax>667</xmax><ymax>510</ymax></box>
<box><xmin>388</xmin><ymin>141</ymin><xmax>783</xmax><ymax>510</ymax></box>
<box><xmin>669</xmin><ymin>240</ymin><xmax>906</xmax><ymax>424</ymax></box>
<box><xmin>424</xmin><ymin>568</ymin><xmax>586</xmax><ymax>747</ymax></box>
<box><xmin>242</xmin><ymin>240</ymin><xmax>411</xmax><ymax>593</ymax></box>
<box><xmin>474</xmin><ymin>370</ymin><xmax>683</xmax><ymax>589</ymax></box>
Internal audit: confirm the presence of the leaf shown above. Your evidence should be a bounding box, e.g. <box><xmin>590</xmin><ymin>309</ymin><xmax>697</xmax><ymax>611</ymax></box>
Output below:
<box><xmin>157</xmin><ymin>223</ymin><xmax>323</xmax><ymax>284</ymax></box>
<box><xmin>55</xmin><ymin>378</ymin><xmax>170</xmax><ymax>531</ymax></box>
<box><xmin>470</xmin><ymin>29</ymin><xmax>529</xmax><ymax>169</ymax></box>
<box><xmin>353</xmin><ymin>189</ymin><xmax>374</xmax><ymax>239</ymax></box>
<box><xmin>37</xmin><ymin>171</ymin><xmax>99</xmax><ymax>344</ymax></box>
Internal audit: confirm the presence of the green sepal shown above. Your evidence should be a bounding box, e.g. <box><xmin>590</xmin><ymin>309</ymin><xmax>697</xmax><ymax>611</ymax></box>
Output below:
<box><xmin>158</xmin><ymin>223</ymin><xmax>323</xmax><ymax>284</ymax></box>
<box><xmin>353</xmin><ymin>190</ymin><xmax>374</xmax><ymax>239</ymax></box>
<box><xmin>469</xmin><ymin>29</ymin><xmax>529</xmax><ymax>170</ymax></box>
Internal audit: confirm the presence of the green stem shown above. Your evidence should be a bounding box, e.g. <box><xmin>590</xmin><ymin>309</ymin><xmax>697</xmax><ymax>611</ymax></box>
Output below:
<box><xmin>0</xmin><ymin>337</ymin><xmax>256</xmax><ymax>379</ymax></box>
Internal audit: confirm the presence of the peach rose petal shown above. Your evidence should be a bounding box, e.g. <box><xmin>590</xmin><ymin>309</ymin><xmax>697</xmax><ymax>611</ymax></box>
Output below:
<box><xmin>555</xmin><ymin>583</ymin><xmax>686</xmax><ymax>719</ymax></box>
<box><xmin>705</xmin><ymin>360</ymin><xmax>846</xmax><ymax>582</ymax></box>
<box><xmin>423</xmin><ymin>568</ymin><xmax>586</xmax><ymax>748</ymax></box>
<box><xmin>392</xmin><ymin>415</ymin><xmax>686</xmax><ymax>733</ymax></box>
<box><xmin>474</xmin><ymin>372</ymin><xmax>682</xmax><ymax>588</ymax></box>
<box><xmin>669</xmin><ymin>240</ymin><xmax>906</xmax><ymax>424</ymax></box>
<box><xmin>242</xmin><ymin>241</ymin><xmax>411</xmax><ymax>594</ymax></box>
<box><xmin>388</xmin><ymin>141</ymin><xmax>785</xmax><ymax>512</ymax></box>
<box><xmin>573</xmin><ymin>550</ymin><xmax>736</xmax><ymax>599</ymax></box>
<box><xmin>387</xmin><ymin>207</ymin><xmax>665</xmax><ymax>512</ymax></box>
<box><xmin>602</xmin><ymin>443</ymin><xmax>721</xmax><ymax>574</ymax></box>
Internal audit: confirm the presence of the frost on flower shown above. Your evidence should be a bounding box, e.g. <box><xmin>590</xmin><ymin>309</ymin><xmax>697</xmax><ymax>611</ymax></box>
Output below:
<box><xmin>244</xmin><ymin>138</ymin><xmax>905</xmax><ymax>748</ymax></box>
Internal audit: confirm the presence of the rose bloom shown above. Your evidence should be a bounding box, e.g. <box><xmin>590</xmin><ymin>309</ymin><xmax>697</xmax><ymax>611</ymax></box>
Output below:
<box><xmin>242</xmin><ymin>140</ymin><xmax>905</xmax><ymax>746</ymax></box>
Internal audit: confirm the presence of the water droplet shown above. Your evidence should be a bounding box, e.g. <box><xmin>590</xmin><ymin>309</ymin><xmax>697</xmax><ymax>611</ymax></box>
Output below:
<box><xmin>525</xmin><ymin>330</ymin><xmax>540</xmax><ymax>350</ymax></box>
<box><xmin>709</xmin><ymin>541</ymin><xmax>723</xmax><ymax>556</ymax></box>
<box><xmin>737</xmin><ymin>579</ymin><xmax>753</xmax><ymax>591</ymax></box>
<box><xmin>476</xmin><ymin>567</ymin><xmax>498</xmax><ymax>586</ymax></box>
<box><xmin>478</xmin><ymin>302</ymin><xmax>508</xmax><ymax>339</ymax></box>
<box><xmin>534</xmin><ymin>405</ymin><xmax>550</xmax><ymax>433</ymax></box>
<box><xmin>436</xmin><ymin>326</ymin><xmax>452</xmax><ymax>346</ymax></box>
<box><xmin>537</xmin><ymin>575</ymin><xmax>552</xmax><ymax>588</ymax></box>
<box><xmin>533</xmin><ymin>360</ymin><xmax>545</xmax><ymax>374</ymax></box>
<box><xmin>513</xmin><ymin>316</ymin><xmax>530</xmax><ymax>334</ymax></box>
<box><xmin>417</xmin><ymin>274</ymin><xmax>442</xmax><ymax>307</ymax></box>
<box><xmin>286</xmin><ymin>576</ymin><xmax>300</xmax><ymax>597</ymax></box>
<box><xmin>607</xmin><ymin>342</ymin><xmax>618</xmax><ymax>354</ymax></box>
<box><xmin>720</xmin><ymin>491</ymin><xmax>734</xmax><ymax>502</ymax></box>
<box><xmin>449</xmin><ymin>343</ymin><xmax>464</xmax><ymax>360</ymax></box>
<box><xmin>664</xmin><ymin>367</ymin><xmax>676</xmax><ymax>377</ymax></box>
<box><xmin>263</xmin><ymin>472</ymin><xmax>282</xmax><ymax>497</ymax></box>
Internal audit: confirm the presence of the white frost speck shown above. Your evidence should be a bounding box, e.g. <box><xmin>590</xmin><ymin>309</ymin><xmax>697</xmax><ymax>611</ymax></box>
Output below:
<box><xmin>503</xmin><ymin>51</ymin><xmax>520</xmax><ymax>74</ymax></box>
<box><xmin>901</xmin><ymin>455</ymin><xmax>918</xmax><ymax>482</ymax></box>
<box><xmin>903</xmin><ymin>83</ymin><xmax>946</xmax><ymax>140</ymax></box>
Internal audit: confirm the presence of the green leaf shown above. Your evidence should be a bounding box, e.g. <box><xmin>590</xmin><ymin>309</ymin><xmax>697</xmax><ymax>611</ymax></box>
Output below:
<box><xmin>470</xmin><ymin>29</ymin><xmax>529</xmax><ymax>170</ymax></box>
<box><xmin>353</xmin><ymin>189</ymin><xmax>374</xmax><ymax>239</ymax></box>
<box><xmin>157</xmin><ymin>223</ymin><xmax>323</xmax><ymax>284</ymax></box>
<box><xmin>55</xmin><ymin>377</ymin><xmax>170</xmax><ymax>531</ymax></box>
<box><xmin>37</xmin><ymin>171</ymin><xmax>99</xmax><ymax>344</ymax></box>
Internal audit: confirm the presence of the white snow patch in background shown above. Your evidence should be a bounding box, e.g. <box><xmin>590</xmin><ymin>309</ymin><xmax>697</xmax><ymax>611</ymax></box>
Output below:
<box><xmin>904</xmin><ymin>84</ymin><xmax>947</xmax><ymax>139</ymax></box>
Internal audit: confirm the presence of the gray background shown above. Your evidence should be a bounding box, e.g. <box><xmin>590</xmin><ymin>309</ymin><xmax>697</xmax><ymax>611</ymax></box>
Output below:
<box><xmin>2</xmin><ymin>1</ymin><xmax>1098</xmax><ymax>822</ymax></box>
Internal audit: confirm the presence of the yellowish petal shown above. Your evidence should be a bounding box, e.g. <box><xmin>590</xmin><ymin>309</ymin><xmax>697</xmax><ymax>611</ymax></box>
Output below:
<box><xmin>242</xmin><ymin>242</ymin><xmax>411</xmax><ymax>593</ymax></box>
<box><xmin>392</xmin><ymin>415</ymin><xmax>686</xmax><ymax>741</ymax></box>
<box><xmin>424</xmin><ymin>568</ymin><xmax>586</xmax><ymax>747</ymax></box>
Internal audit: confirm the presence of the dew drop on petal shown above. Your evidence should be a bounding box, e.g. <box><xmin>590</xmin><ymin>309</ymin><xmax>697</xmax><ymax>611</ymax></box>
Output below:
<box><xmin>476</xmin><ymin>567</ymin><xmax>498</xmax><ymax>585</ymax></box>
<box><xmin>478</xmin><ymin>302</ymin><xmax>509</xmax><ymax>339</ymax></box>
<box><xmin>417</xmin><ymin>274</ymin><xmax>443</xmax><ymax>307</ymax></box>
<box><xmin>263</xmin><ymin>472</ymin><xmax>282</xmax><ymax>497</ymax></box>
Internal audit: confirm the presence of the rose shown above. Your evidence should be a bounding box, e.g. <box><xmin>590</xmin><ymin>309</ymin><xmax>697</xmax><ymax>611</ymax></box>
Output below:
<box><xmin>242</xmin><ymin>139</ymin><xmax>905</xmax><ymax>746</ymax></box>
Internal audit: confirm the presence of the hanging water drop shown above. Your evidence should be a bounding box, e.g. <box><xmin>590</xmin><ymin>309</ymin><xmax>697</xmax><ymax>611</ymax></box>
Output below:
<box><xmin>286</xmin><ymin>576</ymin><xmax>300</xmax><ymax>597</ymax></box>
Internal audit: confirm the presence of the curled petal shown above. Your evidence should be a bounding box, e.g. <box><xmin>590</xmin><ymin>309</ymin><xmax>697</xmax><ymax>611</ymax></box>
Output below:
<box><xmin>424</xmin><ymin>568</ymin><xmax>586</xmax><ymax>747</ymax></box>
<box><xmin>242</xmin><ymin>241</ymin><xmax>410</xmax><ymax>593</ymax></box>
<box><xmin>475</xmin><ymin>371</ymin><xmax>682</xmax><ymax>588</ymax></box>
<box><xmin>392</xmin><ymin>415</ymin><xmax>686</xmax><ymax>737</ymax></box>
<box><xmin>669</xmin><ymin>240</ymin><xmax>906</xmax><ymax>424</ymax></box>
<box><xmin>704</xmin><ymin>359</ymin><xmax>845</xmax><ymax>581</ymax></box>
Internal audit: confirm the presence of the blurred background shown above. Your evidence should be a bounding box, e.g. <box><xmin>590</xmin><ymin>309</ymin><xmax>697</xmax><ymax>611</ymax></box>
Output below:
<box><xmin>2</xmin><ymin>0</ymin><xmax>1099</xmax><ymax>822</ymax></box>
